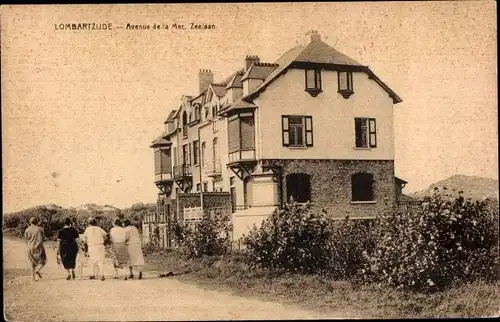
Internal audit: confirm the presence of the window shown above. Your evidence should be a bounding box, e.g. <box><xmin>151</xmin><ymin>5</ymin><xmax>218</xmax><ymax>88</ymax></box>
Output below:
<box><xmin>355</xmin><ymin>118</ymin><xmax>377</xmax><ymax>148</ymax></box>
<box><xmin>213</xmin><ymin>118</ymin><xmax>218</xmax><ymax>132</ymax></box>
<box><xmin>230</xmin><ymin>176</ymin><xmax>235</xmax><ymax>186</ymax></box>
<box><xmin>305</xmin><ymin>69</ymin><xmax>322</xmax><ymax>97</ymax></box>
<box><xmin>351</xmin><ymin>173</ymin><xmax>374</xmax><ymax>202</ymax></box>
<box><xmin>193</xmin><ymin>140</ymin><xmax>200</xmax><ymax>165</ymax></box>
<box><xmin>286</xmin><ymin>173</ymin><xmax>311</xmax><ymax>203</ymax></box>
<box><xmin>213</xmin><ymin>137</ymin><xmax>219</xmax><ymax>162</ymax></box>
<box><xmin>182</xmin><ymin>111</ymin><xmax>188</xmax><ymax>137</ymax></box>
<box><xmin>201</xmin><ymin>142</ymin><xmax>206</xmax><ymax>167</ymax></box>
<box><xmin>338</xmin><ymin>72</ymin><xmax>354</xmax><ymax>98</ymax></box>
<box><xmin>282</xmin><ymin>115</ymin><xmax>313</xmax><ymax>147</ymax></box>
<box><xmin>196</xmin><ymin>183</ymin><xmax>201</xmax><ymax>192</ymax></box>
<box><xmin>305</xmin><ymin>69</ymin><xmax>321</xmax><ymax>89</ymax></box>
<box><xmin>194</xmin><ymin>104</ymin><xmax>201</xmax><ymax>121</ymax></box>
<box><xmin>203</xmin><ymin>182</ymin><xmax>208</xmax><ymax>192</ymax></box>
<box><xmin>228</xmin><ymin>113</ymin><xmax>255</xmax><ymax>153</ymax></box>
<box><xmin>154</xmin><ymin>148</ymin><xmax>171</xmax><ymax>175</ymax></box>
<box><xmin>182</xmin><ymin>144</ymin><xmax>190</xmax><ymax>165</ymax></box>
<box><xmin>205</xmin><ymin>106</ymin><xmax>209</xmax><ymax>119</ymax></box>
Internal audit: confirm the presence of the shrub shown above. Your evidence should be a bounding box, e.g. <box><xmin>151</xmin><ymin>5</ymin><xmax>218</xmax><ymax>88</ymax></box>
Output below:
<box><xmin>327</xmin><ymin>218</ymin><xmax>376</xmax><ymax>280</ymax></box>
<box><xmin>176</xmin><ymin>212</ymin><xmax>233</xmax><ymax>260</ymax></box>
<box><xmin>364</xmin><ymin>187</ymin><xmax>499</xmax><ymax>292</ymax></box>
<box><xmin>242</xmin><ymin>202</ymin><xmax>334</xmax><ymax>275</ymax></box>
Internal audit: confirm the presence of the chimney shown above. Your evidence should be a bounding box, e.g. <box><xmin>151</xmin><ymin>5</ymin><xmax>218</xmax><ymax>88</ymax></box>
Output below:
<box><xmin>307</xmin><ymin>30</ymin><xmax>321</xmax><ymax>42</ymax></box>
<box><xmin>198</xmin><ymin>69</ymin><xmax>214</xmax><ymax>94</ymax></box>
<box><xmin>245</xmin><ymin>55</ymin><xmax>260</xmax><ymax>71</ymax></box>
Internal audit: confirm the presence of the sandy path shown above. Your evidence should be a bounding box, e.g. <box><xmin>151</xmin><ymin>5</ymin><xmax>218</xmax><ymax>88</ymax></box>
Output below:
<box><xmin>3</xmin><ymin>236</ymin><xmax>344</xmax><ymax>321</ymax></box>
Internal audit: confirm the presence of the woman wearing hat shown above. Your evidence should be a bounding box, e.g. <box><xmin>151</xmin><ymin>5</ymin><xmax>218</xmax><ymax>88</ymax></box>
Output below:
<box><xmin>24</xmin><ymin>217</ymin><xmax>47</xmax><ymax>281</ymax></box>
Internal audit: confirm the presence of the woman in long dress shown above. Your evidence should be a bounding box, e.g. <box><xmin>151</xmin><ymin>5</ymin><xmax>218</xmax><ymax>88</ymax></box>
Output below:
<box><xmin>57</xmin><ymin>218</ymin><xmax>80</xmax><ymax>280</ymax></box>
<box><xmin>83</xmin><ymin>217</ymin><xmax>107</xmax><ymax>281</ymax></box>
<box><xmin>110</xmin><ymin>218</ymin><xmax>130</xmax><ymax>280</ymax></box>
<box><xmin>24</xmin><ymin>217</ymin><xmax>47</xmax><ymax>282</ymax></box>
<box><xmin>123</xmin><ymin>219</ymin><xmax>145</xmax><ymax>279</ymax></box>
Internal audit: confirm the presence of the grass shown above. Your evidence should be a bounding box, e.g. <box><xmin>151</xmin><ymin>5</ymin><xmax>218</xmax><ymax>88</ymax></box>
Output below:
<box><xmin>142</xmin><ymin>249</ymin><xmax>500</xmax><ymax>319</ymax></box>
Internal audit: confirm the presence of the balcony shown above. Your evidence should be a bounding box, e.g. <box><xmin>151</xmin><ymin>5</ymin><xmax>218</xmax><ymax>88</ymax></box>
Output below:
<box><xmin>173</xmin><ymin>164</ymin><xmax>192</xmax><ymax>179</ymax></box>
<box><xmin>227</xmin><ymin>149</ymin><xmax>256</xmax><ymax>165</ymax></box>
<box><xmin>155</xmin><ymin>172</ymin><xmax>173</xmax><ymax>183</ymax></box>
<box><xmin>205</xmin><ymin>159</ymin><xmax>222</xmax><ymax>177</ymax></box>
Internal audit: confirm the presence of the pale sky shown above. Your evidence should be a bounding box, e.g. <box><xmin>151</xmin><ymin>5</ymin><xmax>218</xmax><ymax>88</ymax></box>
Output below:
<box><xmin>2</xmin><ymin>2</ymin><xmax>497</xmax><ymax>213</ymax></box>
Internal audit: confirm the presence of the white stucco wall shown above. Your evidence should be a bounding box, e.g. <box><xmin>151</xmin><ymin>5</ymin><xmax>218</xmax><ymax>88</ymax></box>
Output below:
<box><xmin>255</xmin><ymin>69</ymin><xmax>395</xmax><ymax>160</ymax></box>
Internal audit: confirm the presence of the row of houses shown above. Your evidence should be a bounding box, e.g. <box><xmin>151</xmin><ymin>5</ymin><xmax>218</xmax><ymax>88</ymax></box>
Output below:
<box><xmin>145</xmin><ymin>30</ymin><xmax>408</xmax><ymax>247</ymax></box>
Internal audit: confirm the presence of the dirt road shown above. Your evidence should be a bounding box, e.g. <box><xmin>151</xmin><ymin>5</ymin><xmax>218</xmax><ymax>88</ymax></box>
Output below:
<box><xmin>3</xmin><ymin>236</ymin><xmax>343</xmax><ymax>321</ymax></box>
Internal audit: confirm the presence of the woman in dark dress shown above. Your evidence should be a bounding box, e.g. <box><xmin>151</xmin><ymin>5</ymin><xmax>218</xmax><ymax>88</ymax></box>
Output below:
<box><xmin>57</xmin><ymin>218</ymin><xmax>80</xmax><ymax>280</ymax></box>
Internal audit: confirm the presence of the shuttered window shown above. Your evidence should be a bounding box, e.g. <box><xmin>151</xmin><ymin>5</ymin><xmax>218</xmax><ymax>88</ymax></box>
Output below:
<box><xmin>161</xmin><ymin>149</ymin><xmax>171</xmax><ymax>173</ymax></box>
<box><xmin>228</xmin><ymin>113</ymin><xmax>255</xmax><ymax>152</ymax></box>
<box><xmin>228</xmin><ymin>117</ymin><xmax>240</xmax><ymax>153</ymax></box>
<box><xmin>193</xmin><ymin>141</ymin><xmax>199</xmax><ymax>165</ymax></box>
<box><xmin>282</xmin><ymin>115</ymin><xmax>313</xmax><ymax>147</ymax></box>
<box><xmin>240</xmin><ymin>116</ymin><xmax>255</xmax><ymax>150</ymax></box>
<box><xmin>355</xmin><ymin>118</ymin><xmax>377</xmax><ymax>148</ymax></box>
<box><xmin>154</xmin><ymin>149</ymin><xmax>161</xmax><ymax>175</ymax></box>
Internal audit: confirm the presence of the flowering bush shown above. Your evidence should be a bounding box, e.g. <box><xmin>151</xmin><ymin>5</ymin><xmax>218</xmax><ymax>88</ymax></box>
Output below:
<box><xmin>326</xmin><ymin>218</ymin><xmax>376</xmax><ymax>280</ymax></box>
<box><xmin>242</xmin><ymin>201</ymin><xmax>376</xmax><ymax>277</ymax></box>
<box><xmin>242</xmin><ymin>202</ymin><xmax>335</xmax><ymax>274</ymax></box>
<box><xmin>176</xmin><ymin>212</ymin><xmax>233</xmax><ymax>260</ymax></box>
<box><xmin>363</xmin><ymin>187</ymin><xmax>499</xmax><ymax>292</ymax></box>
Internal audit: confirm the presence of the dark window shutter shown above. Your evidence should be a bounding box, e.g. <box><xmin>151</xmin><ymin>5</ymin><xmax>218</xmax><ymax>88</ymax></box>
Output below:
<box><xmin>305</xmin><ymin>116</ymin><xmax>313</xmax><ymax>146</ymax></box>
<box><xmin>355</xmin><ymin>118</ymin><xmax>362</xmax><ymax>148</ymax></box>
<box><xmin>228</xmin><ymin>118</ymin><xmax>240</xmax><ymax>153</ymax></box>
<box><xmin>282</xmin><ymin>116</ymin><xmax>290</xmax><ymax>146</ymax></box>
<box><xmin>369</xmin><ymin>118</ymin><xmax>377</xmax><ymax>148</ymax></box>
<box><xmin>240</xmin><ymin>116</ymin><xmax>255</xmax><ymax>150</ymax></box>
<box><xmin>154</xmin><ymin>150</ymin><xmax>161</xmax><ymax>175</ymax></box>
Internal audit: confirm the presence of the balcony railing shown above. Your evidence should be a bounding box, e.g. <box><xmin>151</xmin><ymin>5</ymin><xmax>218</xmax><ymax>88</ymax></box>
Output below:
<box><xmin>173</xmin><ymin>164</ymin><xmax>192</xmax><ymax>179</ymax></box>
<box><xmin>205</xmin><ymin>159</ymin><xmax>222</xmax><ymax>177</ymax></box>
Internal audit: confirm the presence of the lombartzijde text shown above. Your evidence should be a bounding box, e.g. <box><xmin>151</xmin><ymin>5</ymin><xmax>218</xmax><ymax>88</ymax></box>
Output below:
<box><xmin>55</xmin><ymin>23</ymin><xmax>112</xmax><ymax>30</ymax></box>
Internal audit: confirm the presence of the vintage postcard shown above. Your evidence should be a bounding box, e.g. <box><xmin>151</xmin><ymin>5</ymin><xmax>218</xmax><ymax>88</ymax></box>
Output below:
<box><xmin>2</xmin><ymin>2</ymin><xmax>498</xmax><ymax>321</ymax></box>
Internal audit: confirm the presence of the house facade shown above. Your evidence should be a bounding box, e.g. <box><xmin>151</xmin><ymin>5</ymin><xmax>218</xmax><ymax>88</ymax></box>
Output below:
<box><xmin>149</xmin><ymin>30</ymin><xmax>406</xmax><ymax>242</ymax></box>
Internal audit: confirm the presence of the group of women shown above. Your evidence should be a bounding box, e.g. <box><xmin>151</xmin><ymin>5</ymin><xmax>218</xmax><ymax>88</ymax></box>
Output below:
<box><xmin>25</xmin><ymin>216</ymin><xmax>145</xmax><ymax>282</ymax></box>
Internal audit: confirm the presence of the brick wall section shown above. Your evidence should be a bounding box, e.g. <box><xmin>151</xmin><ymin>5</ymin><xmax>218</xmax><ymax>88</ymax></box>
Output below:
<box><xmin>202</xmin><ymin>192</ymin><xmax>232</xmax><ymax>209</ymax></box>
<box><xmin>263</xmin><ymin>159</ymin><xmax>396</xmax><ymax>218</ymax></box>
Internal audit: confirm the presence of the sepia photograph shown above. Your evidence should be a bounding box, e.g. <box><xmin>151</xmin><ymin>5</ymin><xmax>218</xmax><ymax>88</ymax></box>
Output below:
<box><xmin>2</xmin><ymin>2</ymin><xmax>499</xmax><ymax>320</ymax></box>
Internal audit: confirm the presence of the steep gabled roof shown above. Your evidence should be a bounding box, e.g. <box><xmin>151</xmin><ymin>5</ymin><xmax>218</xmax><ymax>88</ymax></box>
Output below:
<box><xmin>225</xmin><ymin>70</ymin><xmax>245</xmax><ymax>89</ymax></box>
<box><xmin>219</xmin><ymin>97</ymin><xmax>258</xmax><ymax>115</ymax></box>
<box><xmin>211</xmin><ymin>84</ymin><xmax>227</xmax><ymax>97</ymax></box>
<box><xmin>149</xmin><ymin>135</ymin><xmax>171</xmax><ymax>148</ymax></box>
<box><xmin>244</xmin><ymin>37</ymin><xmax>402</xmax><ymax>104</ymax></box>
<box><xmin>240</xmin><ymin>63</ymin><xmax>279</xmax><ymax>81</ymax></box>
<box><xmin>163</xmin><ymin>110</ymin><xmax>177</xmax><ymax>124</ymax></box>
<box><xmin>294</xmin><ymin>39</ymin><xmax>362</xmax><ymax>65</ymax></box>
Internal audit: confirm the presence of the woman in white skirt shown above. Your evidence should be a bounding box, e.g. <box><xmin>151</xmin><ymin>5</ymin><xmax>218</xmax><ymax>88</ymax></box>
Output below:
<box><xmin>123</xmin><ymin>219</ymin><xmax>145</xmax><ymax>279</ymax></box>
<box><xmin>82</xmin><ymin>217</ymin><xmax>107</xmax><ymax>281</ymax></box>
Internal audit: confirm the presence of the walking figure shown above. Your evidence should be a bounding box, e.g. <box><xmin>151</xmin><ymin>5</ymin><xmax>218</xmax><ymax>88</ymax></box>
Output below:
<box><xmin>24</xmin><ymin>217</ymin><xmax>47</xmax><ymax>282</ymax></box>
